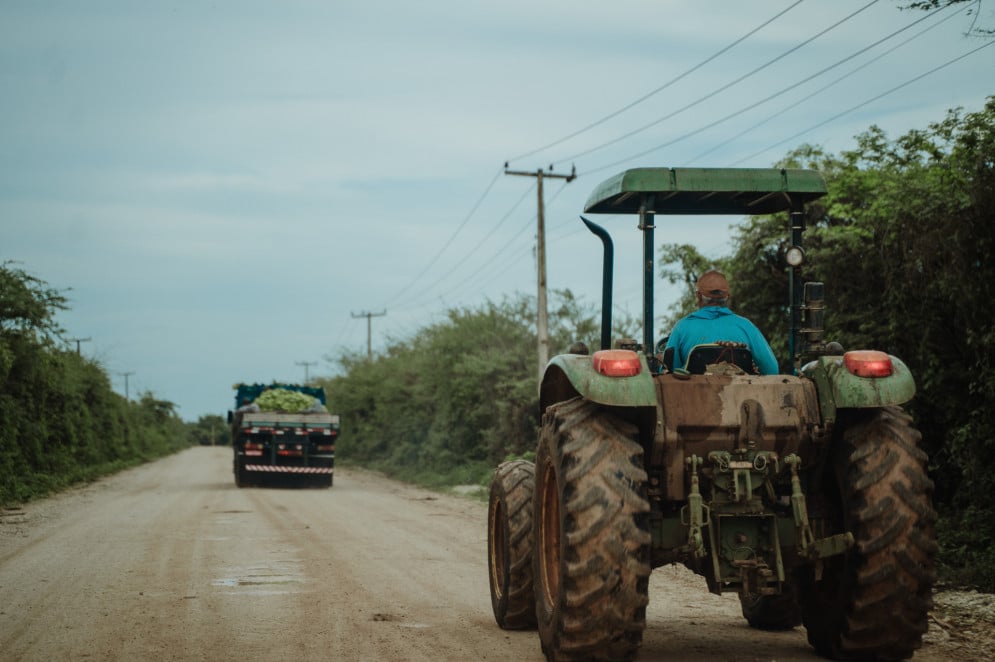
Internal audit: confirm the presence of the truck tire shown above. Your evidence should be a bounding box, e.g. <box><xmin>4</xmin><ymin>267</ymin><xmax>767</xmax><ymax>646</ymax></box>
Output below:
<box><xmin>488</xmin><ymin>459</ymin><xmax>537</xmax><ymax>630</ymax></box>
<box><xmin>799</xmin><ymin>407</ymin><xmax>936</xmax><ymax>661</ymax></box>
<box><xmin>533</xmin><ymin>397</ymin><xmax>651</xmax><ymax>661</ymax></box>
<box><xmin>234</xmin><ymin>459</ymin><xmax>250</xmax><ymax>488</ymax></box>
<box><xmin>740</xmin><ymin>590</ymin><xmax>802</xmax><ymax>631</ymax></box>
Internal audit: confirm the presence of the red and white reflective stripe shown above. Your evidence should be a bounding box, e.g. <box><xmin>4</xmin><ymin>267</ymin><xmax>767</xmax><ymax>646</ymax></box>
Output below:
<box><xmin>303</xmin><ymin>428</ymin><xmax>333</xmax><ymax>435</ymax></box>
<box><xmin>244</xmin><ymin>465</ymin><xmax>333</xmax><ymax>474</ymax></box>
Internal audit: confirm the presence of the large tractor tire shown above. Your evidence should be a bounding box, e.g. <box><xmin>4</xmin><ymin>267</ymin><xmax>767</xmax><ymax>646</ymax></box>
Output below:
<box><xmin>533</xmin><ymin>397</ymin><xmax>651</xmax><ymax>661</ymax></box>
<box><xmin>740</xmin><ymin>590</ymin><xmax>802</xmax><ymax>631</ymax></box>
<box><xmin>488</xmin><ymin>459</ymin><xmax>537</xmax><ymax>630</ymax></box>
<box><xmin>799</xmin><ymin>407</ymin><xmax>937</xmax><ymax>661</ymax></box>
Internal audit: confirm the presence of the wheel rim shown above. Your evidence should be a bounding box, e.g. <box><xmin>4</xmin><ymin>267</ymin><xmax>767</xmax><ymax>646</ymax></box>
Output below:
<box><xmin>538</xmin><ymin>458</ymin><xmax>560</xmax><ymax>611</ymax></box>
<box><xmin>489</xmin><ymin>498</ymin><xmax>506</xmax><ymax>601</ymax></box>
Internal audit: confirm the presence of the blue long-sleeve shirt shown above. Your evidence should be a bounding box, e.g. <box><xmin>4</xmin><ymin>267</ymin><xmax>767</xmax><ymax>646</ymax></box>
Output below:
<box><xmin>665</xmin><ymin>306</ymin><xmax>779</xmax><ymax>375</ymax></box>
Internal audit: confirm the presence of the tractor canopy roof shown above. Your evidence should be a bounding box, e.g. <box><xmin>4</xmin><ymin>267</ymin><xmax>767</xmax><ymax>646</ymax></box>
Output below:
<box><xmin>583</xmin><ymin>167</ymin><xmax>827</xmax><ymax>216</ymax></box>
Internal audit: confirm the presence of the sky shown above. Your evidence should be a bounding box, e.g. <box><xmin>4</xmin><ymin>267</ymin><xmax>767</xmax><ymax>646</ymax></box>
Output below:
<box><xmin>2</xmin><ymin>0</ymin><xmax>993</xmax><ymax>421</ymax></box>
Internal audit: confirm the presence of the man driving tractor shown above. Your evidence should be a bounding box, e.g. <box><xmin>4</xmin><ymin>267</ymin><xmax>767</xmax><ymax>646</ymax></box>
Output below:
<box><xmin>665</xmin><ymin>269</ymin><xmax>779</xmax><ymax>375</ymax></box>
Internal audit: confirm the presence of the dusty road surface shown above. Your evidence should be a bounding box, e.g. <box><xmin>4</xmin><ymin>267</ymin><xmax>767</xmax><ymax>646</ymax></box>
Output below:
<box><xmin>0</xmin><ymin>446</ymin><xmax>988</xmax><ymax>661</ymax></box>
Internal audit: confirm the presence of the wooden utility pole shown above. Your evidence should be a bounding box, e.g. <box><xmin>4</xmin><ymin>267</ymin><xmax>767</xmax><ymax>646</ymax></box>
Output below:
<box><xmin>352</xmin><ymin>310</ymin><xmax>386</xmax><ymax>361</ymax></box>
<box><xmin>119</xmin><ymin>371</ymin><xmax>134</xmax><ymax>401</ymax></box>
<box><xmin>295</xmin><ymin>360</ymin><xmax>317</xmax><ymax>384</ymax></box>
<box><xmin>504</xmin><ymin>164</ymin><xmax>576</xmax><ymax>383</ymax></box>
<box><xmin>68</xmin><ymin>337</ymin><xmax>92</xmax><ymax>355</ymax></box>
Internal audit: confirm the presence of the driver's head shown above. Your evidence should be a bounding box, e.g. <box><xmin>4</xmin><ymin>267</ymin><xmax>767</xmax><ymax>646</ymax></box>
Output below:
<box><xmin>696</xmin><ymin>270</ymin><xmax>730</xmax><ymax>307</ymax></box>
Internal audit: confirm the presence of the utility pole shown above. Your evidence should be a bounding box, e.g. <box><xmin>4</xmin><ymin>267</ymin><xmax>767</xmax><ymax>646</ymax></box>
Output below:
<box><xmin>68</xmin><ymin>337</ymin><xmax>92</xmax><ymax>355</ymax></box>
<box><xmin>352</xmin><ymin>310</ymin><xmax>386</xmax><ymax>361</ymax></box>
<box><xmin>504</xmin><ymin>163</ymin><xmax>576</xmax><ymax>383</ymax></box>
<box><xmin>295</xmin><ymin>360</ymin><xmax>317</xmax><ymax>384</ymax></box>
<box><xmin>119</xmin><ymin>371</ymin><xmax>134</xmax><ymax>401</ymax></box>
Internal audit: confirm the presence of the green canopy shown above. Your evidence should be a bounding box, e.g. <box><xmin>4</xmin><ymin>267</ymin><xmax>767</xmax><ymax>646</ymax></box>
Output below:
<box><xmin>584</xmin><ymin>167</ymin><xmax>827</xmax><ymax>216</ymax></box>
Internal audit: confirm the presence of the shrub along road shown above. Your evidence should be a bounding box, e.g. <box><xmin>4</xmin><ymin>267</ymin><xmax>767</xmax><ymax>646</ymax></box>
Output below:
<box><xmin>0</xmin><ymin>447</ymin><xmax>987</xmax><ymax>661</ymax></box>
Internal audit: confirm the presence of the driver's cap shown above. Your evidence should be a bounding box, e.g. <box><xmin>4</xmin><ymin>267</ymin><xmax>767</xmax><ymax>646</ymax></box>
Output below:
<box><xmin>696</xmin><ymin>270</ymin><xmax>730</xmax><ymax>298</ymax></box>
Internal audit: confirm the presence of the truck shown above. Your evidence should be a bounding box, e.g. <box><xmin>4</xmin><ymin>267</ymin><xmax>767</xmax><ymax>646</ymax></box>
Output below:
<box><xmin>228</xmin><ymin>382</ymin><xmax>340</xmax><ymax>488</ymax></box>
<box><xmin>486</xmin><ymin>167</ymin><xmax>936</xmax><ymax>661</ymax></box>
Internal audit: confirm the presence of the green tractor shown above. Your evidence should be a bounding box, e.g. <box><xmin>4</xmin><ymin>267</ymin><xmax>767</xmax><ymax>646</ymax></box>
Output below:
<box><xmin>487</xmin><ymin>167</ymin><xmax>936</xmax><ymax>661</ymax></box>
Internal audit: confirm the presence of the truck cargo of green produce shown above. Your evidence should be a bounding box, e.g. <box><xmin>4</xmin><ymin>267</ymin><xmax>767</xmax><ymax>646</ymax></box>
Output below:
<box><xmin>228</xmin><ymin>382</ymin><xmax>340</xmax><ymax>488</ymax></box>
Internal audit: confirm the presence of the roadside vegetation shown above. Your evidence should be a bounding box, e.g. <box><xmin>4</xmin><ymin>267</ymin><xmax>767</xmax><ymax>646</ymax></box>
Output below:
<box><xmin>323</xmin><ymin>98</ymin><xmax>995</xmax><ymax>590</ymax></box>
<box><xmin>0</xmin><ymin>261</ymin><xmax>194</xmax><ymax>505</ymax></box>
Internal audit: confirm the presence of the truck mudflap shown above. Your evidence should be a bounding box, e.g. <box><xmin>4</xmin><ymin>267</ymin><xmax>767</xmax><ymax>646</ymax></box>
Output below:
<box><xmin>539</xmin><ymin>351</ymin><xmax>657</xmax><ymax>412</ymax></box>
<box><xmin>244</xmin><ymin>465</ymin><xmax>334</xmax><ymax>474</ymax></box>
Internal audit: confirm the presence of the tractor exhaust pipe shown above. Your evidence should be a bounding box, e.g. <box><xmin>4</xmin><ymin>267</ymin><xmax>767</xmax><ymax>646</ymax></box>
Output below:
<box><xmin>581</xmin><ymin>216</ymin><xmax>613</xmax><ymax>351</ymax></box>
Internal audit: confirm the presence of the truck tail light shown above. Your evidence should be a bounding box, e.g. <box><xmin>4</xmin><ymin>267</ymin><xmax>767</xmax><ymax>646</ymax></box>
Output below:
<box><xmin>277</xmin><ymin>443</ymin><xmax>303</xmax><ymax>457</ymax></box>
<box><xmin>843</xmin><ymin>350</ymin><xmax>894</xmax><ymax>378</ymax></box>
<box><xmin>592</xmin><ymin>349</ymin><xmax>641</xmax><ymax>377</ymax></box>
<box><xmin>315</xmin><ymin>444</ymin><xmax>335</xmax><ymax>452</ymax></box>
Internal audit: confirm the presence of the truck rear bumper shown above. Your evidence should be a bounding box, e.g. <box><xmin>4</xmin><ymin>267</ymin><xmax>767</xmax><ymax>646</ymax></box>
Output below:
<box><xmin>243</xmin><ymin>465</ymin><xmax>334</xmax><ymax>475</ymax></box>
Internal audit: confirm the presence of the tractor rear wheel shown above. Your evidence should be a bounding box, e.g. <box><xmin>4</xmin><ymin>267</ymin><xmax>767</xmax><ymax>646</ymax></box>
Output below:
<box><xmin>533</xmin><ymin>398</ymin><xmax>651</xmax><ymax>661</ymax></box>
<box><xmin>799</xmin><ymin>407</ymin><xmax>937</xmax><ymax>661</ymax></box>
<box><xmin>488</xmin><ymin>459</ymin><xmax>537</xmax><ymax>629</ymax></box>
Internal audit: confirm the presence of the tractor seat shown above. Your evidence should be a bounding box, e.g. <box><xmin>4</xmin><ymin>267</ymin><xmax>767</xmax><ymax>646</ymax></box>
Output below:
<box><xmin>684</xmin><ymin>343</ymin><xmax>757</xmax><ymax>375</ymax></box>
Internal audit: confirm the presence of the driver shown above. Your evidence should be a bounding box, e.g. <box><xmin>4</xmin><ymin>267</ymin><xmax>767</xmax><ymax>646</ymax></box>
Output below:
<box><xmin>665</xmin><ymin>270</ymin><xmax>778</xmax><ymax>375</ymax></box>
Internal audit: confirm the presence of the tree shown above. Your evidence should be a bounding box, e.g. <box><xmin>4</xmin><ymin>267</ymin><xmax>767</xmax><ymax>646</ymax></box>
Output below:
<box><xmin>321</xmin><ymin>289</ymin><xmax>607</xmax><ymax>485</ymax></box>
<box><xmin>899</xmin><ymin>0</ymin><xmax>994</xmax><ymax>35</ymax></box>
<box><xmin>685</xmin><ymin>98</ymin><xmax>995</xmax><ymax>587</ymax></box>
<box><xmin>0</xmin><ymin>261</ymin><xmax>67</xmax><ymax>341</ymax></box>
<box><xmin>187</xmin><ymin>414</ymin><xmax>228</xmax><ymax>446</ymax></box>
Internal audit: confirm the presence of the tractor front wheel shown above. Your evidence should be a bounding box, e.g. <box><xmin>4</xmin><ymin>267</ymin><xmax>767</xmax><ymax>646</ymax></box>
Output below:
<box><xmin>533</xmin><ymin>398</ymin><xmax>651</xmax><ymax>661</ymax></box>
<box><xmin>799</xmin><ymin>407</ymin><xmax>937</xmax><ymax>660</ymax></box>
<box><xmin>488</xmin><ymin>459</ymin><xmax>537</xmax><ymax>629</ymax></box>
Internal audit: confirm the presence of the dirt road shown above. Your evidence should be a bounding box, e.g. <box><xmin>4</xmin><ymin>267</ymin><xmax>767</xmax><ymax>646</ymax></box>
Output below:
<box><xmin>0</xmin><ymin>447</ymin><xmax>986</xmax><ymax>661</ymax></box>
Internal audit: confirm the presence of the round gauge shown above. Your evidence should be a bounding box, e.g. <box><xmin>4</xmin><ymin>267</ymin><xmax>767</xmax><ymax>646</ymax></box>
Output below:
<box><xmin>785</xmin><ymin>246</ymin><xmax>805</xmax><ymax>267</ymax></box>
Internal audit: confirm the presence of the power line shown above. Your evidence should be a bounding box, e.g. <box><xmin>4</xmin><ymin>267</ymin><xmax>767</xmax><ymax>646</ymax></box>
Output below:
<box><xmin>687</xmin><ymin>2</ymin><xmax>968</xmax><ymax>165</ymax></box>
<box><xmin>391</xmin><ymin>202</ymin><xmax>536</xmax><ymax>313</ymax></box>
<box><xmin>549</xmin><ymin>0</ymin><xmax>882</xmax><ymax>166</ymax></box>
<box><xmin>382</xmin><ymin>167</ymin><xmax>502</xmax><ymax>308</ymax></box>
<box><xmin>582</xmin><ymin>0</ymin><xmax>952</xmax><ymax>176</ymax></box>
<box><xmin>405</xmin><ymin>181</ymin><xmax>537</xmax><ymax>302</ymax></box>
<box><xmin>444</xmin><ymin>179</ymin><xmax>573</xmax><ymax>309</ymax></box>
<box><xmin>384</xmin><ymin>2</ymin><xmax>875</xmax><ymax>326</ymax></box>
<box><xmin>375</xmin><ymin>3</ymin><xmax>984</xmax><ymax>332</ymax></box>
<box><xmin>504</xmin><ymin>0</ymin><xmax>807</xmax><ymax>164</ymax></box>
<box><xmin>731</xmin><ymin>36</ymin><xmax>995</xmax><ymax>165</ymax></box>
<box><xmin>396</xmin><ymin>181</ymin><xmax>577</xmax><ymax>313</ymax></box>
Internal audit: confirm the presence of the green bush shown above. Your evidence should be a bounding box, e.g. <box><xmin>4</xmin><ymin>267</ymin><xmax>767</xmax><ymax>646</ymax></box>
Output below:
<box><xmin>0</xmin><ymin>262</ymin><xmax>193</xmax><ymax>506</ymax></box>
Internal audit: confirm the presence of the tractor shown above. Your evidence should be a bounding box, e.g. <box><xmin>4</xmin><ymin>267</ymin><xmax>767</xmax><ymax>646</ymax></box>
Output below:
<box><xmin>487</xmin><ymin>167</ymin><xmax>936</xmax><ymax>661</ymax></box>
